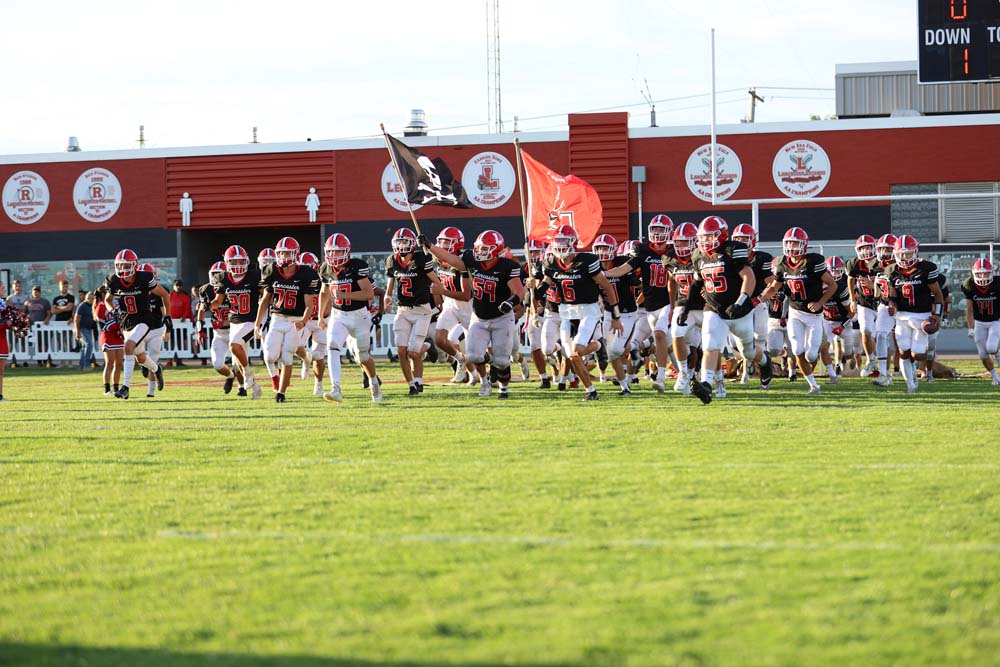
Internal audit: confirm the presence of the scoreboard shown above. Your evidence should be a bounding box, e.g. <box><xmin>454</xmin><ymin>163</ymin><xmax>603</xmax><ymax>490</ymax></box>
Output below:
<box><xmin>918</xmin><ymin>0</ymin><xmax>1000</xmax><ymax>83</ymax></box>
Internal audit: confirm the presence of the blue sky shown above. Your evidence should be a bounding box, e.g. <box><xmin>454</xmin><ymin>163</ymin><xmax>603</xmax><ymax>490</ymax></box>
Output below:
<box><xmin>0</xmin><ymin>0</ymin><xmax>918</xmax><ymax>154</ymax></box>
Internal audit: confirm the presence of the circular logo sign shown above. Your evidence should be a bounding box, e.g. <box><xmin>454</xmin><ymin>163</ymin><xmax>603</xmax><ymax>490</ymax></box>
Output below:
<box><xmin>461</xmin><ymin>151</ymin><xmax>516</xmax><ymax>209</ymax></box>
<box><xmin>772</xmin><ymin>140</ymin><xmax>831</xmax><ymax>198</ymax></box>
<box><xmin>3</xmin><ymin>171</ymin><xmax>50</xmax><ymax>225</ymax></box>
<box><xmin>73</xmin><ymin>168</ymin><xmax>123</xmax><ymax>222</ymax></box>
<box><xmin>381</xmin><ymin>162</ymin><xmax>421</xmax><ymax>212</ymax></box>
<box><xmin>684</xmin><ymin>143</ymin><xmax>742</xmax><ymax>202</ymax></box>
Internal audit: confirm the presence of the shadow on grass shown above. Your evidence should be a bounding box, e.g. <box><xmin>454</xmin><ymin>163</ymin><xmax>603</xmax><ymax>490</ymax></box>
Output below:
<box><xmin>0</xmin><ymin>643</ymin><xmax>576</xmax><ymax>667</ymax></box>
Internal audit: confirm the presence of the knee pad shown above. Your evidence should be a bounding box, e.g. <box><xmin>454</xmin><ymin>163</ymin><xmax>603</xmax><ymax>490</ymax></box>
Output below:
<box><xmin>494</xmin><ymin>364</ymin><xmax>511</xmax><ymax>384</ymax></box>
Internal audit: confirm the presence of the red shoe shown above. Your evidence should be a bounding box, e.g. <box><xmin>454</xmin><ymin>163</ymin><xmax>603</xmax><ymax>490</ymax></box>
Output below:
<box><xmin>166</xmin><ymin>360</ymin><xmax>174</xmax><ymax>367</ymax></box>
<box><xmin>569</xmin><ymin>378</ymin><xmax>580</xmax><ymax>389</ymax></box>
<box><xmin>270</xmin><ymin>375</ymin><xmax>280</xmax><ymax>391</ymax></box>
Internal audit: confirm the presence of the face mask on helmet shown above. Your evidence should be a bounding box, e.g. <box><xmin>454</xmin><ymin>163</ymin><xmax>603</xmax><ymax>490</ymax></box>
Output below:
<box><xmin>894</xmin><ymin>248</ymin><xmax>918</xmax><ymax>269</ymax></box>
<box><xmin>393</xmin><ymin>234</ymin><xmax>415</xmax><ymax>255</ymax></box>
<box><xmin>593</xmin><ymin>243</ymin><xmax>615</xmax><ymax>261</ymax></box>
<box><xmin>856</xmin><ymin>242</ymin><xmax>876</xmax><ymax>261</ymax></box>
<box><xmin>551</xmin><ymin>235</ymin><xmax>577</xmax><ymax>259</ymax></box>
<box><xmin>473</xmin><ymin>242</ymin><xmax>495</xmax><ymax>262</ymax></box>
<box><xmin>696</xmin><ymin>232</ymin><xmax>720</xmax><ymax>255</ymax></box>
<box><xmin>973</xmin><ymin>261</ymin><xmax>994</xmax><ymax>287</ymax></box>
<box><xmin>649</xmin><ymin>224</ymin><xmax>671</xmax><ymax>244</ymax></box>
<box><xmin>209</xmin><ymin>263</ymin><xmax>226</xmax><ymax>283</ymax></box>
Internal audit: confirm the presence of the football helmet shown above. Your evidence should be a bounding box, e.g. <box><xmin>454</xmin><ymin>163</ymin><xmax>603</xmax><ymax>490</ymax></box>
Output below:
<box><xmin>208</xmin><ymin>261</ymin><xmax>226</xmax><ymax>283</ymax></box>
<box><xmin>592</xmin><ymin>234</ymin><xmax>618</xmax><ymax>261</ymax></box>
<box><xmin>324</xmin><ymin>233</ymin><xmax>352</xmax><ymax>270</ymax></box>
<box><xmin>648</xmin><ymin>215</ymin><xmax>674</xmax><ymax>245</ymax></box>
<box><xmin>825</xmin><ymin>256</ymin><xmax>846</xmax><ymax>281</ymax></box>
<box><xmin>731</xmin><ymin>223</ymin><xmax>757</xmax><ymax>250</ymax></box>
<box><xmin>114</xmin><ymin>249</ymin><xmax>139</xmax><ymax>281</ymax></box>
<box><xmin>875</xmin><ymin>234</ymin><xmax>897</xmax><ymax>263</ymax></box>
<box><xmin>673</xmin><ymin>222</ymin><xmax>698</xmax><ymax>258</ymax></box>
<box><xmin>258</xmin><ymin>248</ymin><xmax>277</xmax><ymax>271</ymax></box>
<box><xmin>893</xmin><ymin>235</ymin><xmax>919</xmax><ymax>269</ymax></box>
<box><xmin>473</xmin><ymin>230</ymin><xmax>505</xmax><ymax>262</ymax></box>
<box><xmin>275</xmin><ymin>236</ymin><xmax>300</xmax><ymax>268</ymax></box>
<box><xmin>137</xmin><ymin>262</ymin><xmax>156</xmax><ymax>277</ymax></box>
<box><xmin>436</xmin><ymin>226</ymin><xmax>465</xmax><ymax>254</ymax></box>
<box><xmin>551</xmin><ymin>224</ymin><xmax>579</xmax><ymax>259</ymax></box>
<box><xmin>782</xmin><ymin>227</ymin><xmax>809</xmax><ymax>258</ymax></box>
<box><xmin>225</xmin><ymin>245</ymin><xmax>250</xmax><ymax>278</ymax></box>
<box><xmin>855</xmin><ymin>234</ymin><xmax>876</xmax><ymax>262</ymax></box>
<box><xmin>972</xmin><ymin>258</ymin><xmax>995</xmax><ymax>287</ymax></box>
<box><xmin>392</xmin><ymin>227</ymin><xmax>417</xmax><ymax>255</ymax></box>
<box><xmin>528</xmin><ymin>238</ymin><xmax>547</xmax><ymax>264</ymax></box>
<box><xmin>617</xmin><ymin>240</ymin><xmax>637</xmax><ymax>257</ymax></box>
<box><xmin>298</xmin><ymin>251</ymin><xmax>319</xmax><ymax>269</ymax></box>
<box><xmin>696</xmin><ymin>216</ymin><xmax>726</xmax><ymax>255</ymax></box>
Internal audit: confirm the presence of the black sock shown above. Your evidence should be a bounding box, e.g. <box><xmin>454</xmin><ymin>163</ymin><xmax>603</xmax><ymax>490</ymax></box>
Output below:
<box><xmin>104</xmin><ymin>383</ymin><xmax>111</xmax><ymax>393</ymax></box>
<box><xmin>114</xmin><ymin>383</ymin><xmax>120</xmax><ymax>392</ymax></box>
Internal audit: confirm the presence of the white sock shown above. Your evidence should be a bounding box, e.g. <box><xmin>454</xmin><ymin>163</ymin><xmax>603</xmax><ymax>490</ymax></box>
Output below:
<box><xmin>263</xmin><ymin>358</ymin><xmax>278</xmax><ymax>378</ymax></box>
<box><xmin>147</xmin><ymin>379</ymin><xmax>156</xmax><ymax>395</ymax></box>
<box><xmin>226</xmin><ymin>370</ymin><xmax>235</xmax><ymax>379</ymax></box>
<box><xmin>991</xmin><ymin>369</ymin><xmax>999</xmax><ymax>380</ymax></box>
<box><xmin>244</xmin><ymin>367</ymin><xmax>255</xmax><ymax>386</ymax></box>
<box><xmin>878</xmin><ymin>358</ymin><xmax>888</xmax><ymax>375</ymax></box>
<box><xmin>827</xmin><ymin>364</ymin><xmax>837</xmax><ymax>377</ymax></box>
<box><xmin>806</xmin><ymin>373</ymin><xmax>818</xmax><ymax>388</ymax></box>
<box><xmin>327</xmin><ymin>349</ymin><xmax>342</xmax><ymax>385</ymax></box>
<box><xmin>715</xmin><ymin>369</ymin><xmax>725</xmax><ymax>383</ymax></box>
<box><xmin>900</xmin><ymin>359</ymin><xmax>913</xmax><ymax>384</ymax></box>
<box><xmin>123</xmin><ymin>355</ymin><xmax>135</xmax><ymax>386</ymax></box>
<box><xmin>540</xmin><ymin>373</ymin><xmax>548</xmax><ymax>380</ymax></box>
<box><xmin>679</xmin><ymin>360</ymin><xmax>688</xmax><ymax>375</ymax></box>
<box><xmin>414</xmin><ymin>376</ymin><xmax>422</xmax><ymax>385</ymax></box>
<box><xmin>587</xmin><ymin>385</ymin><xmax>597</xmax><ymax>394</ymax></box>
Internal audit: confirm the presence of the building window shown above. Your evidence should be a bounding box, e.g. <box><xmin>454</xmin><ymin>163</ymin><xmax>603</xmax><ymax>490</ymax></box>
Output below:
<box><xmin>939</xmin><ymin>182</ymin><xmax>999</xmax><ymax>243</ymax></box>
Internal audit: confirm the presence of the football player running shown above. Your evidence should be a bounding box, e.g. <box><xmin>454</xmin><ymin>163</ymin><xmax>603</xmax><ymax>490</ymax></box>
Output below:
<box><xmin>730</xmin><ymin>224</ymin><xmax>774</xmax><ymax>384</ymax></box>
<box><xmin>258</xmin><ymin>248</ymin><xmax>277</xmax><ymax>273</ymax></box>
<box><xmin>760</xmin><ymin>227</ymin><xmax>838</xmax><ymax>394</ymax></box>
<box><xmin>537</xmin><ymin>224</ymin><xmax>623</xmax><ymax>401</ymax></box>
<box><xmin>295</xmin><ymin>251</ymin><xmax>327</xmax><ymax>395</ymax></box>
<box><xmin>318</xmin><ymin>233</ymin><xmax>382</xmax><ymax>403</ymax></box>
<box><xmin>212</xmin><ymin>245</ymin><xmax>264</xmax><ymax>399</ymax></box>
<box><xmin>522</xmin><ymin>239</ymin><xmax>550</xmax><ymax>385</ymax></box>
<box><xmin>592</xmin><ymin>234</ymin><xmax>640</xmax><ymax>395</ymax></box>
<box><xmin>664</xmin><ymin>222</ymin><xmax>705</xmax><ymax>395</ymax></box>
<box><xmin>870</xmin><ymin>234</ymin><xmax>899</xmax><ymax>386</ymax></box>
<box><xmin>102</xmin><ymin>249</ymin><xmax>171</xmax><ymax>400</ymax></box>
<box><xmin>384</xmin><ymin>227</ymin><xmax>443</xmax><ymax>396</ymax></box>
<box><xmin>846</xmin><ymin>235</ymin><xmax>880</xmax><ymax>375</ymax></box>
<box><xmin>431</xmin><ymin>227</ymin><xmax>476</xmax><ymax>384</ymax></box>
<box><xmin>422</xmin><ymin>230</ymin><xmax>524</xmax><ymax>398</ymax></box>
<box><xmin>197</xmin><ymin>261</ymin><xmax>243</xmax><ymax>395</ymax></box>
<box><xmin>963</xmin><ymin>258</ymin><xmax>1000</xmax><ymax>384</ymax></box>
<box><xmin>136</xmin><ymin>263</ymin><xmax>171</xmax><ymax>398</ymax></box>
<box><xmin>884</xmin><ymin>235</ymin><xmax>944</xmax><ymax>394</ymax></box>
<box><xmin>818</xmin><ymin>256</ymin><xmax>854</xmax><ymax>384</ymax></box>
<box><xmin>687</xmin><ymin>216</ymin><xmax>773</xmax><ymax>403</ymax></box>
<box><xmin>603</xmin><ymin>215</ymin><xmax>674</xmax><ymax>392</ymax></box>
<box><xmin>254</xmin><ymin>237</ymin><xmax>320</xmax><ymax>402</ymax></box>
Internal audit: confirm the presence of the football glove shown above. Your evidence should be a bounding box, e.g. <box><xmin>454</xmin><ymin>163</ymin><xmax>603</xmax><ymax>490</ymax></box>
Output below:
<box><xmin>968</xmin><ymin>328</ymin><xmax>976</xmax><ymax>339</ymax></box>
<box><xmin>726</xmin><ymin>301</ymin><xmax>753</xmax><ymax>319</ymax></box>
<box><xmin>417</xmin><ymin>234</ymin><xmax>430</xmax><ymax>251</ymax></box>
<box><xmin>674</xmin><ymin>306</ymin><xmax>688</xmax><ymax>327</ymax></box>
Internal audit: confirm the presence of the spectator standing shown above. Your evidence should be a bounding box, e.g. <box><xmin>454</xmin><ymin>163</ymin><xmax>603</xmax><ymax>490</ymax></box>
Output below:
<box><xmin>7</xmin><ymin>280</ymin><xmax>27</xmax><ymax>310</ymax></box>
<box><xmin>190</xmin><ymin>284</ymin><xmax>206</xmax><ymax>363</ymax></box>
<box><xmin>168</xmin><ymin>279</ymin><xmax>193</xmax><ymax>366</ymax></box>
<box><xmin>74</xmin><ymin>292</ymin><xmax>96</xmax><ymax>371</ymax></box>
<box><xmin>23</xmin><ymin>286</ymin><xmax>52</xmax><ymax>366</ymax></box>
<box><xmin>52</xmin><ymin>280</ymin><xmax>76</xmax><ymax>322</ymax></box>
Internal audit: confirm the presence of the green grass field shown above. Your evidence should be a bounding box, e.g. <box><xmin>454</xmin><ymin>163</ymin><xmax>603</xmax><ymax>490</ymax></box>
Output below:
<box><xmin>1</xmin><ymin>360</ymin><xmax>999</xmax><ymax>667</ymax></box>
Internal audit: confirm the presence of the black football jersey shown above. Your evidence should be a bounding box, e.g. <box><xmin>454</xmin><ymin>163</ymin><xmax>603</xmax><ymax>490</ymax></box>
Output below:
<box><xmin>199</xmin><ymin>284</ymin><xmax>231</xmax><ymax>329</ymax></box>
<box><xmin>543</xmin><ymin>252</ymin><xmax>603</xmax><ymax>305</ymax></box>
<box><xmin>148</xmin><ymin>294</ymin><xmax>166</xmax><ymax>329</ymax></box>
<box><xmin>936</xmin><ymin>274</ymin><xmax>951</xmax><ymax>302</ymax></box>
<box><xmin>771</xmin><ymin>253</ymin><xmax>829</xmax><ymax>312</ymax></box>
<box><xmin>624</xmin><ymin>243</ymin><xmax>672</xmax><ymax>311</ymax></box>
<box><xmin>601</xmin><ymin>255</ymin><xmax>639</xmax><ymax>313</ymax></box>
<box><xmin>747</xmin><ymin>250</ymin><xmax>774</xmax><ymax>300</ymax></box>
<box><xmin>213</xmin><ymin>269</ymin><xmax>261</xmax><ymax>324</ymax></box>
<box><xmin>103</xmin><ymin>270</ymin><xmax>159</xmax><ymax>331</ymax></box>
<box><xmin>961</xmin><ymin>277</ymin><xmax>1000</xmax><ymax>323</ymax></box>
<box><xmin>460</xmin><ymin>251</ymin><xmax>522</xmax><ymax>319</ymax></box>
<box><xmin>436</xmin><ymin>262</ymin><xmax>468</xmax><ymax>303</ymax></box>
<box><xmin>385</xmin><ymin>251</ymin><xmax>435</xmax><ymax>307</ymax></box>
<box><xmin>666</xmin><ymin>255</ymin><xmax>706</xmax><ymax>311</ymax></box>
<box><xmin>846</xmin><ymin>257</ymin><xmax>878</xmax><ymax>309</ymax></box>
<box><xmin>532</xmin><ymin>266</ymin><xmax>561</xmax><ymax>313</ymax></box>
<box><xmin>822</xmin><ymin>277</ymin><xmax>853</xmax><ymax>322</ymax></box>
<box><xmin>690</xmin><ymin>241</ymin><xmax>750</xmax><ymax>317</ymax></box>
<box><xmin>260</xmin><ymin>264</ymin><xmax>320</xmax><ymax>317</ymax></box>
<box><xmin>887</xmin><ymin>260</ymin><xmax>940</xmax><ymax>313</ymax></box>
<box><xmin>767</xmin><ymin>290</ymin><xmax>788</xmax><ymax>320</ymax></box>
<box><xmin>871</xmin><ymin>260</ymin><xmax>895</xmax><ymax>304</ymax></box>
<box><xmin>319</xmin><ymin>258</ymin><xmax>371</xmax><ymax>313</ymax></box>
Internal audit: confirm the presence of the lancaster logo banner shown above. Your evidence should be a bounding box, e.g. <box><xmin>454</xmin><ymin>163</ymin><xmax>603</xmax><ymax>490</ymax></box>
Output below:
<box><xmin>385</xmin><ymin>134</ymin><xmax>472</xmax><ymax>209</ymax></box>
<box><xmin>521</xmin><ymin>148</ymin><xmax>603</xmax><ymax>247</ymax></box>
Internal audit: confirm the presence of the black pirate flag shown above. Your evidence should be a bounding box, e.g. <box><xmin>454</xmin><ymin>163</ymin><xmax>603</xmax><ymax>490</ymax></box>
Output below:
<box><xmin>385</xmin><ymin>134</ymin><xmax>472</xmax><ymax>209</ymax></box>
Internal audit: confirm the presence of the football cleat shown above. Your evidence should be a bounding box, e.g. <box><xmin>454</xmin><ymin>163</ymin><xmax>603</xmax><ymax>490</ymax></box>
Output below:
<box><xmin>828</xmin><ymin>374</ymin><xmax>840</xmax><ymax>385</ymax></box>
<box><xmin>860</xmin><ymin>360</ymin><xmax>875</xmax><ymax>378</ymax></box>
<box><xmin>906</xmin><ymin>381</ymin><xmax>918</xmax><ymax>395</ymax></box>
<box><xmin>520</xmin><ymin>359</ymin><xmax>530</xmax><ymax>381</ymax></box>
<box><xmin>674</xmin><ymin>374</ymin><xmax>691</xmax><ymax>395</ymax></box>
<box><xmin>618</xmin><ymin>386</ymin><xmax>632</xmax><ymax>397</ymax></box>
<box><xmin>497</xmin><ymin>390</ymin><xmax>509</xmax><ymax>400</ymax></box>
<box><xmin>275</xmin><ymin>392</ymin><xmax>286</xmax><ymax>403</ymax></box>
<box><xmin>478</xmin><ymin>380</ymin><xmax>492</xmax><ymax>397</ymax></box>
<box><xmin>714</xmin><ymin>382</ymin><xmax>727</xmax><ymax>399</ymax></box>
<box><xmin>141</xmin><ymin>366</ymin><xmax>149</xmax><ymax>379</ymax></box>
<box><xmin>371</xmin><ymin>381</ymin><xmax>383</xmax><ymax>403</ymax></box>
<box><xmin>362</xmin><ymin>374</ymin><xmax>370</xmax><ymax>389</ymax></box>
<box><xmin>313</xmin><ymin>382</ymin><xmax>324</xmax><ymax>396</ymax></box>
<box><xmin>691</xmin><ymin>380</ymin><xmax>713</xmax><ymax>405</ymax></box>
<box><xmin>452</xmin><ymin>367</ymin><xmax>469</xmax><ymax>384</ymax></box>
<box><xmin>323</xmin><ymin>386</ymin><xmax>344</xmax><ymax>403</ymax></box>
<box><xmin>251</xmin><ymin>382</ymin><xmax>262</xmax><ymax>400</ymax></box>
<box><xmin>237</xmin><ymin>387</ymin><xmax>248</xmax><ymax>397</ymax></box>
<box><xmin>223</xmin><ymin>376</ymin><xmax>235</xmax><ymax>394</ymax></box>
<box><xmin>759</xmin><ymin>354</ymin><xmax>773</xmax><ymax>390</ymax></box>
<box><xmin>114</xmin><ymin>386</ymin><xmax>130</xmax><ymax>400</ymax></box>
<box><xmin>992</xmin><ymin>375</ymin><xmax>1000</xmax><ymax>386</ymax></box>
<box><xmin>582</xmin><ymin>391</ymin><xmax>599</xmax><ymax>401</ymax></box>
<box><xmin>415</xmin><ymin>381</ymin><xmax>424</xmax><ymax>393</ymax></box>
<box><xmin>557</xmin><ymin>381</ymin><xmax>567</xmax><ymax>391</ymax></box>
<box><xmin>538</xmin><ymin>377</ymin><xmax>551</xmax><ymax>389</ymax></box>
<box><xmin>611</xmin><ymin>377</ymin><xmax>621</xmax><ymax>386</ymax></box>
<box><xmin>569</xmin><ymin>378</ymin><xmax>580</xmax><ymax>389</ymax></box>
<box><xmin>807</xmin><ymin>385</ymin><xmax>821</xmax><ymax>395</ymax></box>
<box><xmin>155</xmin><ymin>365</ymin><xmax>164</xmax><ymax>391</ymax></box>
<box><xmin>300</xmin><ymin>361</ymin><xmax>309</xmax><ymax>380</ymax></box>
<box><xmin>146</xmin><ymin>391</ymin><xmax>155</xmax><ymax>398</ymax></box>
<box><xmin>652</xmin><ymin>380</ymin><xmax>665</xmax><ymax>394</ymax></box>
<box><xmin>408</xmin><ymin>385</ymin><xmax>420</xmax><ymax>396</ymax></box>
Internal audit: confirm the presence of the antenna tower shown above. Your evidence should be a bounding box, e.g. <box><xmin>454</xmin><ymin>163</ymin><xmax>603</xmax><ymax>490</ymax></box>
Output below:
<box><xmin>486</xmin><ymin>0</ymin><xmax>502</xmax><ymax>133</ymax></box>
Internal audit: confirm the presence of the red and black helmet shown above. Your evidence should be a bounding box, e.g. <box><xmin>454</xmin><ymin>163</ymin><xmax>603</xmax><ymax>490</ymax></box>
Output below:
<box><xmin>551</xmin><ymin>224</ymin><xmax>578</xmax><ymax>259</ymax></box>
<box><xmin>225</xmin><ymin>245</ymin><xmax>250</xmax><ymax>277</ymax></box>
<box><xmin>893</xmin><ymin>235</ymin><xmax>919</xmax><ymax>269</ymax></box>
<box><xmin>528</xmin><ymin>238</ymin><xmax>547</xmax><ymax>264</ymax></box>
<box><xmin>208</xmin><ymin>261</ymin><xmax>226</xmax><ymax>283</ymax></box>
<box><xmin>782</xmin><ymin>227</ymin><xmax>809</xmax><ymax>258</ymax></box>
<box><xmin>473</xmin><ymin>230</ymin><xmax>505</xmax><ymax>262</ymax></box>
<box><xmin>855</xmin><ymin>234</ymin><xmax>876</xmax><ymax>262</ymax></box>
<box><xmin>648</xmin><ymin>214</ymin><xmax>674</xmax><ymax>245</ymax></box>
<box><xmin>392</xmin><ymin>227</ymin><xmax>417</xmax><ymax>255</ymax></box>
<box><xmin>114</xmin><ymin>249</ymin><xmax>139</xmax><ymax>280</ymax></box>
<box><xmin>674</xmin><ymin>222</ymin><xmax>699</xmax><ymax>258</ymax></box>
<box><xmin>972</xmin><ymin>258</ymin><xmax>995</xmax><ymax>287</ymax></box>
<box><xmin>258</xmin><ymin>247</ymin><xmax>277</xmax><ymax>271</ymax></box>
<box><xmin>731</xmin><ymin>223</ymin><xmax>757</xmax><ymax>250</ymax></box>
<box><xmin>298</xmin><ymin>251</ymin><xmax>319</xmax><ymax>269</ymax></box>
<box><xmin>275</xmin><ymin>236</ymin><xmax>300</xmax><ymax>268</ymax></box>
<box><xmin>696</xmin><ymin>217</ymin><xmax>727</xmax><ymax>255</ymax></box>
<box><xmin>436</xmin><ymin>227</ymin><xmax>465</xmax><ymax>254</ymax></box>
<box><xmin>825</xmin><ymin>255</ymin><xmax>846</xmax><ymax>281</ymax></box>
<box><xmin>592</xmin><ymin>234</ymin><xmax>618</xmax><ymax>261</ymax></box>
<box><xmin>875</xmin><ymin>234</ymin><xmax>897</xmax><ymax>263</ymax></box>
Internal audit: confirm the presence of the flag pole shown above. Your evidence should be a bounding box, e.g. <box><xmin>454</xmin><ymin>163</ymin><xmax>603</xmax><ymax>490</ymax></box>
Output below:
<box><xmin>513</xmin><ymin>138</ymin><xmax>533</xmax><ymax>275</ymax></box>
<box><xmin>380</xmin><ymin>123</ymin><xmax>423</xmax><ymax>237</ymax></box>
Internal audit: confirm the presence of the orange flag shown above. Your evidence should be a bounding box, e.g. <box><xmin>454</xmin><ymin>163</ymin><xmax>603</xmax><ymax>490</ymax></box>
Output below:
<box><xmin>521</xmin><ymin>148</ymin><xmax>603</xmax><ymax>248</ymax></box>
